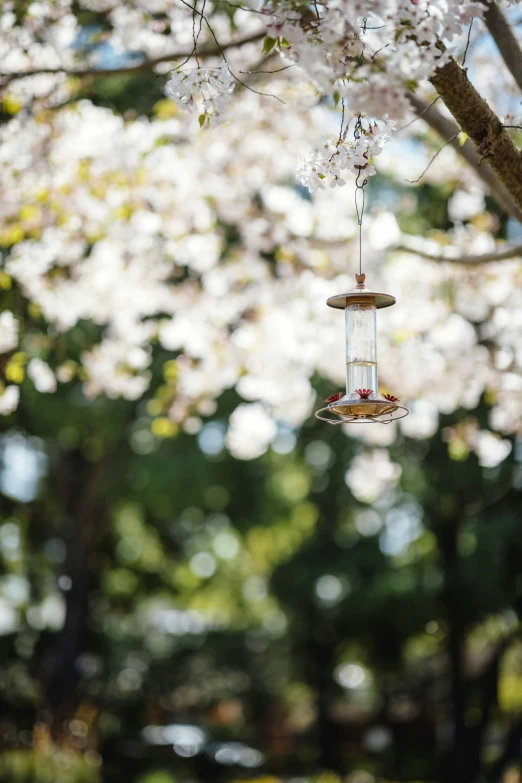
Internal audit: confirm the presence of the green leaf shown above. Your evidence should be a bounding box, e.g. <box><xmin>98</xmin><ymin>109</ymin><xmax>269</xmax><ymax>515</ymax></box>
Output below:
<box><xmin>263</xmin><ymin>35</ymin><xmax>277</xmax><ymax>55</ymax></box>
<box><xmin>198</xmin><ymin>114</ymin><xmax>206</xmax><ymax>128</ymax></box>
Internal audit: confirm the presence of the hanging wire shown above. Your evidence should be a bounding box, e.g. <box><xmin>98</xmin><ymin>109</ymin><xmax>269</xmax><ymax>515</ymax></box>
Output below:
<box><xmin>354</xmin><ymin>171</ymin><xmax>367</xmax><ymax>276</ymax></box>
<box><xmin>353</xmin><ymin>114</ymin><xmax>368</xmax><ymax>276</ymax></box>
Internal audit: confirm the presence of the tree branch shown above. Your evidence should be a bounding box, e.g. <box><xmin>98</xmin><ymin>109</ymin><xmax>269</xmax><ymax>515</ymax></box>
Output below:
<box><xmin>482</xmin><ymin>0</ymin><xmax>522</xmax><ymax>93</ymax></box>
<box><xmin>0</xmin><ymin>30</ymin><xmax>265</xmax><ymax>85</ymax></box>
<box><xmin>408</xmin><ymin>94</ymin><xmax>522</xmax><ymax>224</ymax></box>
<box><xmin>429</xmin><ymin>55</ymin><xmax>522</xmax><ymax>216</ymax></box>
<box><xmin>395</xmin><ymin>236</ymin><xmax>522</xmax><ymax>264</ymax></box>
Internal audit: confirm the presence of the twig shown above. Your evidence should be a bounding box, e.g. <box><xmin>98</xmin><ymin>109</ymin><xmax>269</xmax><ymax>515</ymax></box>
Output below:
<box><xmin>398</xmin><ymin>94</ymin><xmax>440</xmax><ymax>132</ymax></box>
<box><xmin>239</xmin><ymin>65</ymin><xmax>294</xmax><ymax>74</ymax></box>
<box><xmin>192</xmin><ymin>0</ymin><xmax>200</xmax><ymax>66</ymax></box>
<box><xmin>461</xmin><ymin>18</ymin><xmax>474</xmax><ymax>67</ymax></box>
<box><xmin>406</xmin><ymin>131</ymin><xmax>461</xmax><ymax>183</ymax></box>
<box><xmin>370</xmin><ymin>42</ymin><xmax>390</xmax><ymax>60</ymax></box>
<box><xmin>338</xmin><ymin>96</ymin><xmax>345</xmax><ymax>144</ymax></box>
<box><xmin>213</xmin><ymin>0</ymin><xmax>271</xmax><ymax>14</ymax></box>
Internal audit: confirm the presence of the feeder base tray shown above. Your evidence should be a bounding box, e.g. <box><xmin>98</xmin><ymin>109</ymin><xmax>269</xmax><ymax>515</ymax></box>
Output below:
<box><xmin>315</xmin><ymin>397</ymin><xmax>409</xmax><ymax>425</ymax></box>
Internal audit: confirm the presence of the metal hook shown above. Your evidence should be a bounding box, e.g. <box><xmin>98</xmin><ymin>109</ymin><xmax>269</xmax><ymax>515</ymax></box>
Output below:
<box><xmin>353</xmin><ymin>114</ymin><xmax>363</xmax><ymax>140</ymax></box>
<box><xmin>355</xmin><ymin>168</ymin><xmax>368</xmax><ymax>192</ymax></box>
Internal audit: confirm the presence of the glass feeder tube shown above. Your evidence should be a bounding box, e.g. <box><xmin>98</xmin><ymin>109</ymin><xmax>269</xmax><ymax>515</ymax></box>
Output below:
<box><xmin>345</xmin><ymin>300</ymin><xmax>377</xmax><ymax>394</ymax></box>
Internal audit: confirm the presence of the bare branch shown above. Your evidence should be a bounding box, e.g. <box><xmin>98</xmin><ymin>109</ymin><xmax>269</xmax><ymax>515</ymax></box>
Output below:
<box><xmin>481</xmin><ymin>0</ymin><xmax>522</xmax><ymax>93</ymax></box>
<box><xmin>408</xmin><ymin>94</ymin><xmax>522</xmax><ymax>224</ymax></box>
<box><xmin>395</xmin><ymin>235</ymin><xmax>522</xmax><ymax>265</ymax></box>
<box><xmin>461</xmin><ymin>19</ymin><xmax>474</xmax><ymax>67</ymax></box>
<box><xmin>213</xmin><ymin>0</ymin><xmax>271</xmax><ymax>14</ymax></box>
<box><xmin>398</xmin><ymin>95</ymin><xmax>440</xmax><ymax>132</ymax></box>
<box><xmin>0</xmin><ymin>31</ymin><xmax>266</xmax><ymax>85</ymax></box>
<box><xmin>406</xmin><ymin>131</ymin><xmax>460</xmax><ymax>183</ymax></box>
<box><xmin>239</xmin><ymin>64</ymin><xmax>294</xmax><ymax>75</ymax></box>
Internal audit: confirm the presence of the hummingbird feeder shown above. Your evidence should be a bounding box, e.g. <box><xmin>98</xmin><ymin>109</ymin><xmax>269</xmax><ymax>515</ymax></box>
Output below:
<box><xmin>315</xmin><ymin>172</ymin><xmax>409</xmax><ymax>426</ymax></box>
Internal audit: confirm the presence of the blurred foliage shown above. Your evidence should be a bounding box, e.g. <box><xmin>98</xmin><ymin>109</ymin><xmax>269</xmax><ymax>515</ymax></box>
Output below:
<box><xmin>1</xmin><ymin>352</ymin><xmax>521</xmax><ymax>783</ymax></box>
<box><xmin>0</xmin><ymin>746</ymin><xmax>100</xmax><ymax>783</ymax></box>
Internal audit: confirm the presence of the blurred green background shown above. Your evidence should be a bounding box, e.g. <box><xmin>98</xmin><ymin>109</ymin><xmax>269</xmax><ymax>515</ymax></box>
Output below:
<box><xmin>1</xmin><ymin>326</ymin><xmax>522</xmax><ymax>783</ymax></box>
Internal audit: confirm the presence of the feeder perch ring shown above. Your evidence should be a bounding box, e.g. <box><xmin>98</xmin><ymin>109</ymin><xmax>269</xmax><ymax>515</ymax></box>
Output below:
<box><xmin>315</xmin><ymin>399</ymin><xmax>409</xmax><ymax>425</ymax></box>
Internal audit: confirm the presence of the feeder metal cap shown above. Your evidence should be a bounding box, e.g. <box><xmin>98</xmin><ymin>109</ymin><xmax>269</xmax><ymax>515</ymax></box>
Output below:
<box><xmin>326</xmin><ymin>273</ymin><xmax>396</xmax><ymax>310</ymax></box>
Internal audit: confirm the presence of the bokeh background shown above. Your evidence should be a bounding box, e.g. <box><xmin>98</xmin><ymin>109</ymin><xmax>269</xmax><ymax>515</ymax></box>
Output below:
<box><xmin>2</xmin><ymin>4</ymin><xmax>522</xmax><ymax>783</ymax></box>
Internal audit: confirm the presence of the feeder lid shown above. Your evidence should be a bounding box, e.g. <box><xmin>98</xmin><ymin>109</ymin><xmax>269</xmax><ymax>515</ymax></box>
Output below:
<box><xmin>326</xmin><ymin>273</ymin><xmax>396</xmax><ymax>310</ymax></box>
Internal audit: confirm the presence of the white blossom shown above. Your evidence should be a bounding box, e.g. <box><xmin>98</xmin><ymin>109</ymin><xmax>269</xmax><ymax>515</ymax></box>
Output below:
<box><xmin>344</xmin><ymin>449</ymin><xmax>402</xmax><ymax>503</ymax></box>
<box><xmin>474</xmin><ymin>430</ymin><xmax>512</xmax><ymax>468</ymax></box>
<box><xmin>165</xmin><ymin>62</ymin><xmax>235</xmax><ymax>128</ymax></box>
<box><xmin>27</xmin><ymin>359</ymin><xmax>57</xmax><ymax>394</ymax></box>
<box><xmin>0</xmin><ymin>386</ymin><xmax>20</xmax><ymax>416</ymax></box>
<box><xmin>226</xmin><ymin>403</ymin><xmax>277</xmax><ymax>460</ymax></box>
<box><xmin>400</xmin><ymin>400</ymin><xmax>440</xmax><ymax>440</ymax></box>
<box><xmin>82</xmin><ymin>339</ymin><xmax>151</xmax><ymax>400</ymax></box>
<box><xmin>297</xmin><ymin>121</ymin><xmax>392</xmax><ymax>193</ymax></box>
<box><xmin>0</xmin><ymin>311</ymin><xmax>19</xmax><ymax>354</ymax></box>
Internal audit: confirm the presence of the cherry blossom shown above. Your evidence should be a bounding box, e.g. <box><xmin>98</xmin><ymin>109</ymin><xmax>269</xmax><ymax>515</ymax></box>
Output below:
<box><xmin>165</xmin><ymin>62</ymin><xmax>235</xmax><ymax>128</ymax></box>
<box><xmin>225</xmin><ymin>403</ymin><xmax>277</xmax><ymax>460</ymax></box>
<box><xmin>0</xmin><ymin>312</ymin><xmax>19</xmax><ymax>355</ymax></box>
<box><xmin>27</xmin><ymin>359</ymin><xmax>57</xmax><ymax>394</ymax></box>
<box><xmin>344</xmin><ymin>449</ymin><xmax>402</xmax><ymax>503</ymax></box>
<box><xmin>297</xmin><ymin>121</ymin><xmax>392</xmax><ymax>193</ymax></box>
<box><xmin>0</xmin><ymin>386</ymin><xmax>20</xmax><ymax>416</ymax></box>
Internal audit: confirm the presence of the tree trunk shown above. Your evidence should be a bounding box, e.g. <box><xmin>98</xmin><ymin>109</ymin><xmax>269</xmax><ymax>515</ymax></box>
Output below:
<box><xmin>42</xmin><ymin>450</ymin><xmax>105</xmax><ymax>732</ymax></box>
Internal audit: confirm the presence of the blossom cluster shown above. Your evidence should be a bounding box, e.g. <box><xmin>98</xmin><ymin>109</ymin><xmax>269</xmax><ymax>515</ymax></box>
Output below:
<box><xmin>3</xmin><ymin>0</ymin><xmax>485</xmax><ymax>185</ymax></box>
<box><xmin>263</xmin><ymin>0</ymin><xmax>484</xmax><ymax>178</ymax></box>
<box><xmin>165</xmin><ymin>62</ymin><xmax>235</xmax><ymax>128</ymax></box>
<box><xmin>297</xmin><ymin>121</ymin><xmax>393</xmax><ymax>192</ymax></box>
<box><xmin>266</xmin><ymin>0</ymin><xmax>483</xmax><ymax>109</ymax></box>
